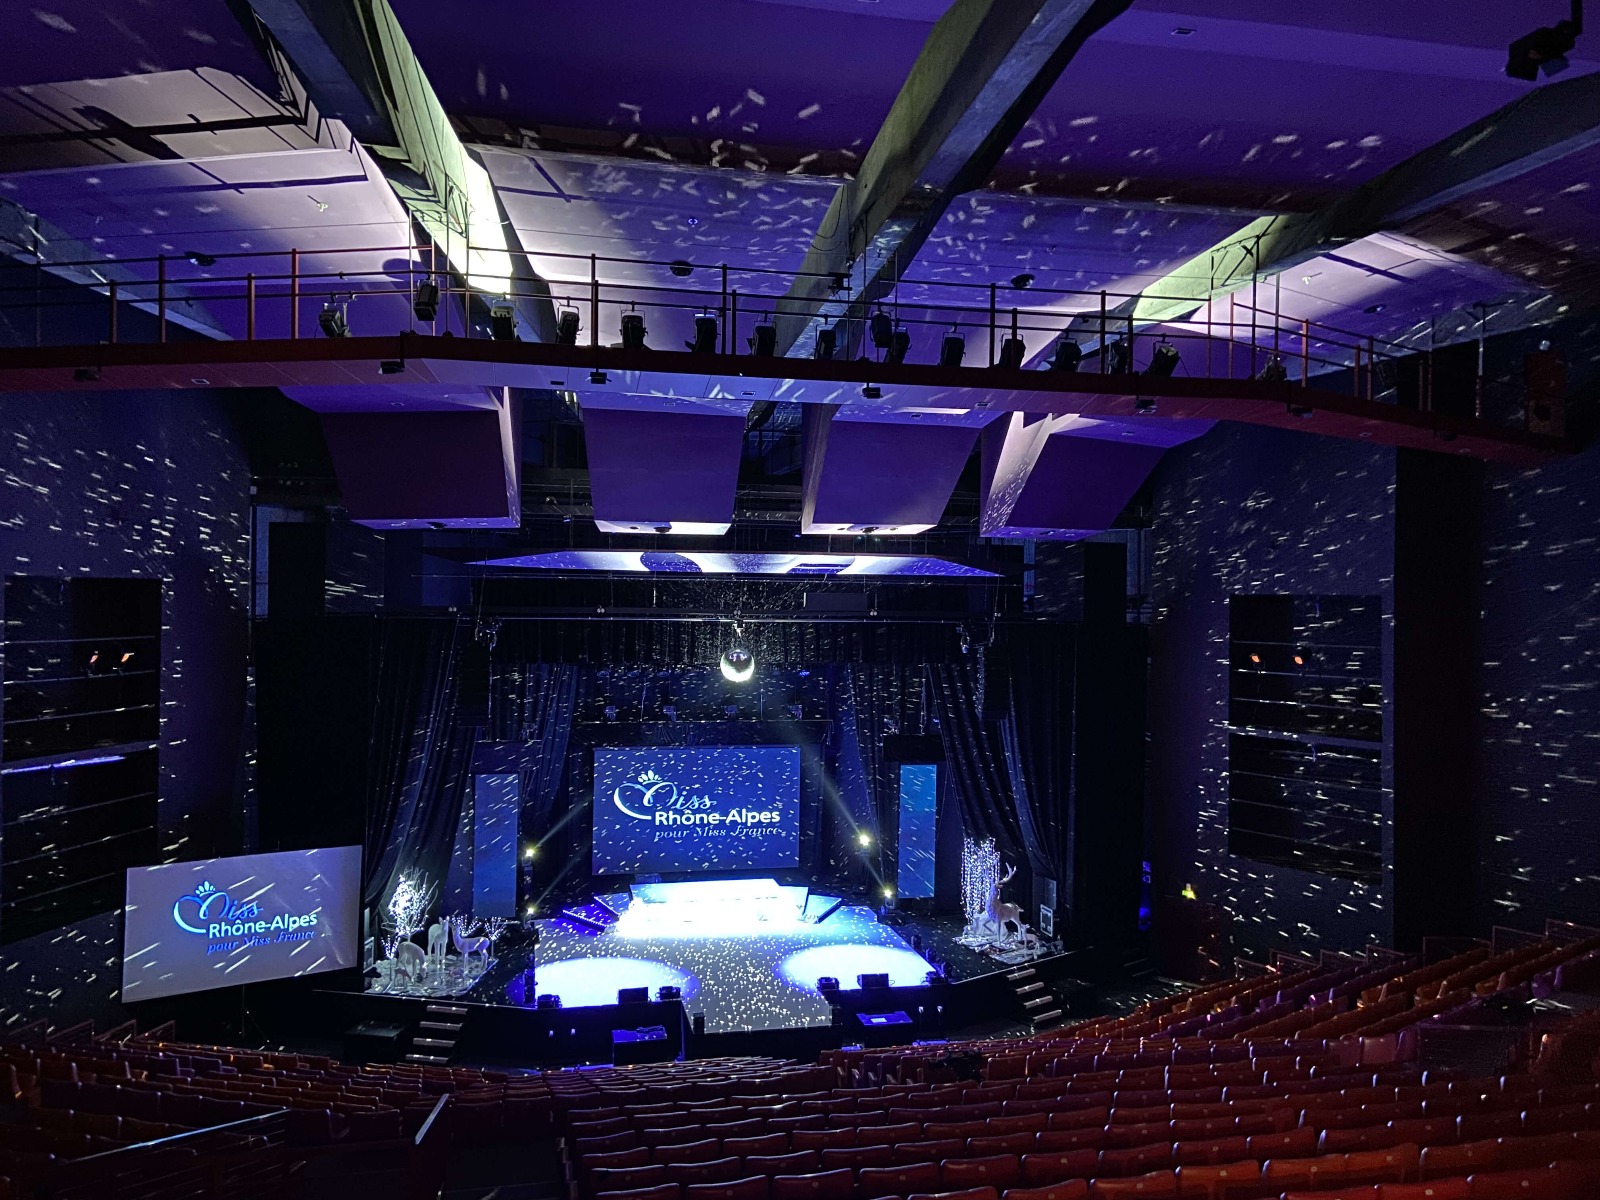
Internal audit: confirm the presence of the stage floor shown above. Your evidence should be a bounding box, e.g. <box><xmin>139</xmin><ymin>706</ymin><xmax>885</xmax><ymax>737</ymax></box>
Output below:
<box><xmin>527</xmin><ymin>882</ymin><xmax>937</xmax><ymax>1033</ymax></box>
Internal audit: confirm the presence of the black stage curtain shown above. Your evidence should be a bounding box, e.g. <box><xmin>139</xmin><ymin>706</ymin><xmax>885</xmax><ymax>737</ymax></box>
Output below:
<box><xmin>363</xmin><ymin>619</ymin><xmax>476</xmax><ymax>909</ymax></box>
<box><xmin>518</xmin><ymin>664</ymin><xmax>582</xmax><ymax>891</ymax></box>
<box><xmin>926</xmin><ymin>660</ymin><xmax>1029</xmax><ymax>875</ymax></box>
<box><xmin>1000</xmin><ymin>627</ymin><xmax>1077</xmax><ymax>888</ymax></box>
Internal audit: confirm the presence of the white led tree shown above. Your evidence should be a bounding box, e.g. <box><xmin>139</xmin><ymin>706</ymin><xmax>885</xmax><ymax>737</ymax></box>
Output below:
<box><xmin>382</xmin><ymin>872</ymin><xmax>436</xmax><ymax>960</ymax></box>
<box><xmin>961</xmin><ymin>837</ymin><xmax>1001</xmax><ymax>941</ymax></box>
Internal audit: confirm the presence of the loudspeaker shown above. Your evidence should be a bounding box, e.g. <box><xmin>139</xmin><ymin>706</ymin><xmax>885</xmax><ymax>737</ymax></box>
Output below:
<box><xmin>618</xmin><ymin>986</ymin><xmax>650</xmax><ymax>1004</ymax></box>
<box><xmin>535</xmin><ymin>994</ymin><xmax>562</xmax><ymax>1009</ymax></box>
<box><xmin>858</xmin><ymin>972</ymin><xmax>890</xmax><ymax>990</ymax></box>
<box><xmin>1525</xmin><ymin>348</ymin><xmax>1567</xmax><ymax>436</ymax></box>
<box><xmin>691</xmin><ymin>1012</ymin><xmax>706</xmax><ymax>1036</ymax></box>
<box><xmin>656</xmin><ymin>985</ymin><xmax>681</xmax><ymax>1002</ymax></box>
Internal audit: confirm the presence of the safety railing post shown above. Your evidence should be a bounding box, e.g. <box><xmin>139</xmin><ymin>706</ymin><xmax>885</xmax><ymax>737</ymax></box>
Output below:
<box><xmin>290</xmin><ymin>248</ymin><xmax>300</xmax><ymax>339</ymax></box>
<box><xmin>1366</xmin><ymin>338</ymin><xmax>1375</xmax><ymax>402</ymax></box>
<box><xmin>1302</xmin><ymin>319</ymin><xmax>1311</xmax><ymax>383</ymax></box>
<box><xmin>246</xmin><ymin>274</ymin><xmax>256</xmax><ymax>341</ymax></box>
<box><xmin>1098</xmin><ymin>290</ymin><xmax>1108</xmax><ymax>374</ymax></box>
<box><xmin>731</xmin><ymin>290</ymin><xmax>739</xmax><ymax>354</ymax></box>
<box><xmin>108</xmin><ymin>280</ymin><xmax>118</xmax><ymax>345</ymax></box>
<box><xmin>721</xmin><ymin>264</ymin><xmax>729</xmax><ymax>356</ymax></box>
<box><xmin>1353</xmin><ymin>343</ymin><xmax>1362</xmax><ymax>397</ymax></box>
<box><xmin>589</xmin><ymin>254</ymin><xmax>599</xmax><ymax>351</ymax></box>
<box><xmin>157</xmin><ymin>254</ymin><xmax>167</xmax><ymax>343</ymax></box>
<box><xmin>988</xmin><ymin>282</ymin><xmax>997</xmax><ymax>368</ymax></box>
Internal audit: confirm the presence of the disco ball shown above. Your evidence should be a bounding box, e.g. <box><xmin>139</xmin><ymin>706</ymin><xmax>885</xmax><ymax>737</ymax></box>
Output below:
<box><xmin>719</xmin><ymin>647</ymin><xmax>755</xmax><ymax>683</ymax></box>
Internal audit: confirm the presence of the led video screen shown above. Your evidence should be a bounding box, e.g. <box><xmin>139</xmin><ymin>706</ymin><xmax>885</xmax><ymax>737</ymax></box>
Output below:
<box><xmin>121</xmin><ymin>846</ymin><xmax>361</xmax><ymax>1002</ymax></box>
<box><xmin>593</xmin><ymin>746</ymin><xmax>801</xmax><ymax>875</ymax></box>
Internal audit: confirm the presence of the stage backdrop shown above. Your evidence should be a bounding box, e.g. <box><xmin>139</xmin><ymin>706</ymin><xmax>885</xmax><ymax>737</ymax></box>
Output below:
<box><xmin>592</xmin><ymin>746</ymin><xmax>801</xmax><ymax>875</ymax></box>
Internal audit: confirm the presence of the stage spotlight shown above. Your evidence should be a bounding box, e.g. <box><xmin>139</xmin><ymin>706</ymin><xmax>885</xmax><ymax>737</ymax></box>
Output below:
<box><xmin>881</xmin><ymin>886</ymin><xmax>895</xmax><ymax>901</ymax></box>
<box><xmin>1103</xmin><ymin>339</ymin><xmax>1131</xmax><ymax>374</ymax></box>
<box><xmin>1048</xmin><ymin>336</ymin><xmax>1082</xmax><ymax>373</ymax></box>
<box><xmin>621</xmin><ymin>311</ymin><xmax>648</xmax><ymax>350</ymax></box>
<box><xmin>685</xmin><ymin>313</ymin><xmax>718</xmax><ymax>353</ymax></box>
<box><xmin>814</xmin><ymin>324</ymin><xmax>838</xmax><ymax>361</ymax></box>
<box><xmin>490</xmin><ymin>305</ymin><xmax>517</xmax><ymax>341</ymax></box>
<box><xmin>669</xmin><ymin>259</ymin><xmax>694</xmax><ymax>278</ymax></box>
<box><xmin>317</xmin><ymin>302</ymin><xmax>349</xmax><ymax>338</ymax></box>
<box><xmin>856</xmin><ymin>831</ymin><xmax>873</xmax><ymax>848</ymax></box>
<box><xmin>997</xmin><ymin>336</ymin><xmax>1026</xmax><ymax>370</ymax></box>
<box><xmin>748</xmin><ymin>320</ymin><xmax>777</xmax><ymax>356</ymax></box>
<box><xmin>1258</xmin><ymin>356</ymin><xmax>1288</xmax><ymax>382</ymax></box>
<box><xmin>817</xmin><ymin>976</ymin><xmax>841</xmax><ymax>994</ymax></box>
<box><xmin>523</xmin><ymin>845</ymin><xmax>537</xmax><ymax>860</ymax></box>
<box><xmin>939</xmin><ymin>332</ymin><xmax>966</xmax><ymax>368</ymax></box>
<box><xmin>535</xmin><ymin>994</ymin><xmax>562</xmax><ymax>1009</ymax></box>
<box><xmin>870</xmin><ymin>309</ymin><xmax>894</xmax><ymax>350</ymax></box>
<box><xmin>1135</xmin><ymin>394</ymin><xmax>1157</xmax><ymax>413</ymax></box>
<box><xmin>555</xmin><ymin>307</ymin><xmax>580</xmax><ymax>345</ymax></box>
<box><xmin>1011</xmin><ymin>272</ymin><xmax>1035</xmax><ymax>290</ymax></box>
<box><xmin>720</xmin><ymin>647</ymin><xmax>755</xmax><ymax>683</ymax></box>
<box><xmin>184</xmin><ymin>250</ymin><xmax>216</xmax><ymax>267</ymax></box>
<box><xmin>413</xmin><ymin>280</ymin><xmax>439</xmax><ymax>322</ymax></box>
<box><xmin>379</xmin><ymin>359</ymin><xmax>405</xmax><ymax>375</ymax></box>
<box><xmin>656</xmin><ymin>985</ymin><xmax>682</xmax><ymax>1001</ymax></box>
<box><xmin>1507</xmin><ymin>5</ymin><xmax>1580</xmax><ymax>80</ymax></box>
<box><xmin>886</xmin><ymin>328</ymin><xmax>910</xmax><ymax>365</ymax></box>
<box><xmin>1146</xmin><ymin>341</ymin><xmax>1181</xmax><ymax>376</ymax></box>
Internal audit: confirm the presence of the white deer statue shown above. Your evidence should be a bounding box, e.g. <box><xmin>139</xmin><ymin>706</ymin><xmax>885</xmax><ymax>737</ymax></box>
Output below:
<box><xmin>426</xmin><ymin>921</ymin><xmax>448</xmax><ymax>966</ymax></box>
<box><xmin>450</xmin><ymin>915</ymin><xmax>492</xmax><ymax>972</ymax></box>
<box><xmin>392</xmin><ymin>940</ymin><xmax>426</xmax><ymax>983</ymax></box>
<box><xmin>984</xmin><ymin>862</ymin><xmax>1024</xmax><ymax>943</ymax></box>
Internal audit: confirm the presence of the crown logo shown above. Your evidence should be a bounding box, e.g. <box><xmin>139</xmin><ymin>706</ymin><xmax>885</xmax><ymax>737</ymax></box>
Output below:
<box><xmin>194</xmin><ymin>881</ymin><xmax>216</xmax><ymax>896</ymax></box>
<box><xmin>638</xmin><ymin>769</ymin><xmax>662</xmax><ymax>784</ymax></box>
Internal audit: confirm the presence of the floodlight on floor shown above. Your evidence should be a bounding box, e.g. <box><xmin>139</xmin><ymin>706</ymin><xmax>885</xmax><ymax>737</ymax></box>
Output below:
<box><xmin>886</xmin><ymin>328</ymin><xmax>910</xmax><ymax>365</ymax></box>
<box><xmin>489</xmin><ymin>305</ymin><xmax>517</xmax><ymax>341</ymax></box>
<box><xmin>815</xmin><ymin>323</ymin><xmax>838</xmax><ymax>360</ymax></box>
<box><xmin>748</xmin><ymin>320</ymin><xmax>777</xmax><ymax>356</ymax></box>
<box><xmin>1048</xmin><ymin>336</ymin><xmax>1082</xmax><ymax>372</ymax></box>
<box><xmin>997</xmin><ymin>335</ymin><xmax>1026</xmax><ymax>370</ymax></box>
<box><xmin>1103</xmin><ymin>339</ymin><xmax>1131</xmax><ymax>374</ymax></box>
<box><xmin>685</xmin><ymin>313</ymin><xmax>718</xmax><ymax>353</ymax></box>
<box><xmin>621</xmin><ymin>311</ymin><xmax>647</xmax><ymax>350</ymax></box>
<box><xmin>1146</xmin><ymin>341</ymin><xmax>1181</xmax><ymax>376</ymax></box>
<box><xmin>555</xmin><ymin>307</ymin><xmax>580</xmax><ymax>345</ymax></box>
<box><xmin>413</xmin><ymin>280</ymin><xmax>439</xmax><ymax>322</ymax></box>
<box><xmin>939</xmin><ymin>331</ymin><xmax>966</xmax><ymax>368</ymax></box>
<box><xmin>318</xmin><ymin>302</ymin><xmax>349</xmax><ymax>339</ymax></box>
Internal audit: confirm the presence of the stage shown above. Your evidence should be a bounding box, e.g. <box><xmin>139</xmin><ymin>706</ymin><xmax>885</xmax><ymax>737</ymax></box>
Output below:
<box><xmin>524</xmin><ymin>880</ymin><xmax>941</xmax><ymax>1033</ymax></box>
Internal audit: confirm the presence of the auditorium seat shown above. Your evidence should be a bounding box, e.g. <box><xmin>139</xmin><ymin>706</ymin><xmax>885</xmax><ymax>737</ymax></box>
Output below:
<box><xmin>1084</xmin><ymin>1171</ymin><xmax>1180</xmax><ymax>1198</ymax></box>
<box><xmin>910</xmin><ymin>1189</ymin><xmax>1000</xmax><ymax>1200</ymax></box>
<box><xmin>858</xmin><ymin>1161</ymin><xmax>943</xmax><ymax>1198</ymax></box>
<box><xmin>941</xmin><ymin>1154</ymin><xmax>1023</xmax><ymax>1190</ymax></box>
<box><xmin>771</xmin><ymin>1170</ymin><xmax>855</xmax><ymax>1200</ymax></box>
<box><xmin>1003</xmin><ymin>1184</ymin><xmax>1090</xmax><ymax>1200</ymax></box>
<box><xmin>595</xmin><ymin>1184</ymin><xmax>682</xmax><ymax>1200</ymax></box>
<box><xmin>686</xmin><ymin>1177</ymin><xmax>770</xmax><ymax>1200</ymax></box>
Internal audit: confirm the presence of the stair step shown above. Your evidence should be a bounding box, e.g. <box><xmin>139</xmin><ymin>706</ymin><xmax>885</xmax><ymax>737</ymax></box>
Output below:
<box><xmin>1005</xmin><ymin>968</ymin><xmax>1037</xmax><ymax>982</ymax></box>
<box><xmin>425</xmin><ymin>1003</ymin><xmax>468</xmax><ymax>1016</ymax></box>
<box><xmin>419</xmin><ymin>1020</ymin><xmax>462</xmax><ymax>1032</ymax></box>
<box><xmin>412</xmin><ymin>1036</ymin><xmax>457</xmax><ymax>1049</ymax></box>
<box><xmin>404</xmin><ymin>1053</ymin><xmax>449</xmax><ymax>1065</ymax></box>
<box><xmin>1014</xmin><ymin>981</ymin><xmax>1046</xmax><ymax>996</ymax></box>
<box><xmin>1029</xmin><ymin>1009</ymin><xmax>1064</xmax><ymax>1026</ymax></box>
<box><xmin>1022</xmin><ymin>995</ymin><xmax>1055</xmax><ymax>1010</ymax></box>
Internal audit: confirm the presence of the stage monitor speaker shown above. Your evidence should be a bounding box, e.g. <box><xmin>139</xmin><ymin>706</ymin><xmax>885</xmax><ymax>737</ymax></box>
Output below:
<box><xmin>858</xmin><ymin>972</ymin><xmax>890</xmax><ymax>990</ymax></box>
<box><xmin>691</xmin><ymin>1012</ymin><xmax>706</xmax><ymax>1037</ymax></box>
<box><xmin>618</xmin><ymin>986</ymin><xmax>650</xmax><ymax>1005</ymax></box>
<box><xmin>656</xmin><ymin>985</ymin><xmax>681</xmax><ymax>1002</ymax></box>
<box><xmin>536</xmin><ymin>994</ymin><xmax>562</xmax><ymax>1009</ymax></box>
<box><xmin>817</xmin><ymin>976</ymin><xmax>841</xmax><ymax>994</ymax></box>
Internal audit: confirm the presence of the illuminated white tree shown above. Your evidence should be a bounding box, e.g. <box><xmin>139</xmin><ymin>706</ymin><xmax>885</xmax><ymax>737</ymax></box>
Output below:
<box><xmin>382</xmin><ymin>872</ymin><xmax>436</xmax><ymax>959</ymax></box>
<box><xmin>961</xmin><ymin>837</ymin><xmax>1001</xmax><ymax>938</ymax></box>
<box><xmin>477</xmin><ymin>915</ymin><xmax>510</xmax><ymax>950</ymax></box>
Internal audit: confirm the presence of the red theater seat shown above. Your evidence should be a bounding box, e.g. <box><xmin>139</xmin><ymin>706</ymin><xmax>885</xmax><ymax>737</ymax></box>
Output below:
<box><xmin>596</xmin><ymin>1185</ymin><xmax>681</xmax><ymax>1200</ymax></box>
<box><xmin>590</xmin><ymin>1165</ymin><xmax>670</xmax><ymax>1196</ymax></box>
<box><xmin>858</xmin><ymin>1162</ymin><xmax>943</xmax><ymax>1199</ymax></box>
<box><xmin>941</xmin><ymin>1156</ymin><xmax>1022</xmax><ymax>1190</ymax></box>
<box><xmin>727</xmin><ymin>1134</ymin><xmax>790</xmax><ymax>1158</ymax></box>
<box><xmin>1003</xmin><ymin>1184</ymin><xmax>1090</xmax><ymax>1200</ymax></box>
<box><xmin>1462</xmin><ymin>1168</ymin><xmax>1563</xmax><ymax>1198</ymax></box>
<box><xmin>909</xmin><ymin>1190</ymin><xmax>1000</xmax><ymax>1200</ymax></box>
<box><xmin>1374</xmin><ymin>1183</ymin><xmax>1470</xmax><ymax>1199</ymax></box>
<box><xmin>677</xmin><ymin>1159</ymin><xmax>748</xmax><ymax>1187</ymax></box>
<box><xmin>771</xmin><ymin>1172</ymin><xmax>854</xmax><ymax>1200</ymax></box>
<box><xmin>820</xmin><ymin>1146</ymin><xmax>895</xmax><ymax>1171</ymax></box>
<box><xmin>747</xmin><ymin>1152</ymin><xmax>822</xmax><ymax>1176</ymax></box>
<box><xmin>659</xmin><ymin>1141</ymin><xmax>733</xmax><ymax>1166</ymax></box>
<box><xmin>1172</xmin><ymin>1159</ymin><xmax>1260</xmax><ymax>1198</ymax></box>
<box><xmin>1020</xmin><ymin>1150</ymin><xmax>1098</xmax><ymax>1185</ymax></box>
<box><xmin>686</xmin><ymin>1177</ymin><xmax>771</xmax><ymax>1200</ymax></box>
<box><xmin>1086</xmin><ymin>1171</ymin><xmax>1180</xmax><ymax>1198</ymax></box>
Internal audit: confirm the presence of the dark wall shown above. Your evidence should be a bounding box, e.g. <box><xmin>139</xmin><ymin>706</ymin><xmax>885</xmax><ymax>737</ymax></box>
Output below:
<box><xmin>0</xmin><ymin>388</ymin><xmax>251</xmax><ymax>1025</ymax></box>
<box><xmin>1477</xmin><ymin>442</ymin><xmax>1600</xmax><ymax>929</ymax></box>
<box><xmin>1146</xmin><ymin>423</ymin><xmax>1396</xmax><ymax>969</ymax></box>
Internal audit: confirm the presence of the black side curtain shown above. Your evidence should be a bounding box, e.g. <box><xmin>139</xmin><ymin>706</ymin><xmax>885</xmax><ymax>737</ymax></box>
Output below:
<box><xmin>518</xmin><ymin>664</ymin><xmax>581</xmax><ymax>889</ymax></box>
<box><xmin>926</xmin><ymin>659</ymin><xmax>1030</xmax><ymax>874</ymax></box>
<box><xmin>1000</xmin><ymin>627</ymin><xmax>1077</xmax><ymax>887</ymax></box>
<box><xmin>363</xmin><ymin>620</ymin><xmax>476</xmax><ymax>909</ymax></box>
